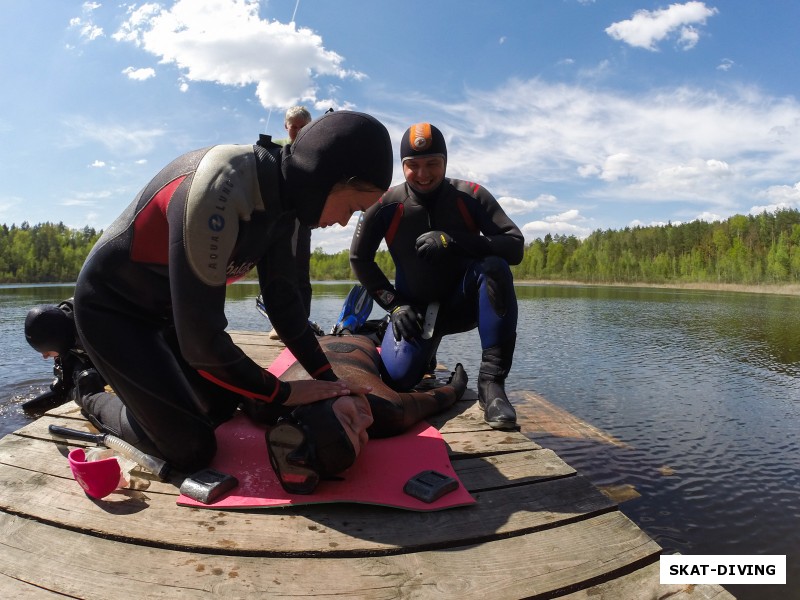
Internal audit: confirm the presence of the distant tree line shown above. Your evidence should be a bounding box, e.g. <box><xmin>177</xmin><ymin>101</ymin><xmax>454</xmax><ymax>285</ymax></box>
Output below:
<box><xmin>5</xmin><ymin>209</ymin><xmax>800</xmax><ymax>285</ymax></box>
<box><xmin>513</xmin><ymin>209</ymin><xmax>800</xmax><ymax>284</ymax></box>
<box><xmin>0</xmin><ymin>222</ymin><xmax>101</xmax><ymax>283</ymax></box>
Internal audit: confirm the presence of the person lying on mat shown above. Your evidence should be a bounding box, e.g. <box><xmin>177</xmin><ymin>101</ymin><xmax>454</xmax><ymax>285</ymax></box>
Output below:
<box><xmin>244</xmin><ymin>334</ymin><xmax>468</xmax><ymax>494</ymax></box>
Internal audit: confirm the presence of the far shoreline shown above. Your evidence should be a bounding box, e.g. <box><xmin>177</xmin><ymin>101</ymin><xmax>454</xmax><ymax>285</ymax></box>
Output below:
<box><xmin>4</xmin><ymin>279</ymin><xmax>800</xmax><ymax>298</ymax></box>
<box><xmin>514</xmin><ymin>279</ymin><xmax>800</xmax><ymax>297</ymax></box>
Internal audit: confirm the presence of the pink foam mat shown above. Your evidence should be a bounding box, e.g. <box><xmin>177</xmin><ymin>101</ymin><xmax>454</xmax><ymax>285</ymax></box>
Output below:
<box><xmin>177</xmin><ymin>347</ymin><xmax>475</xmax><ymax>511</ymax></box>
<box><xmin>177</xmin><ymin>413</ymin><xmax>474</xmax><ymax>510</ymax></box>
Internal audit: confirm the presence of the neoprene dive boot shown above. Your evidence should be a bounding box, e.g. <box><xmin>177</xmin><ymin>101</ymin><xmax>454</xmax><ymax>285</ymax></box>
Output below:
<box><xmin>69</xmin><ymin>368</ymin><xmax>105</xmax><ymax>407</ymax></box>
<box><xmin>477</xmin><ymin>335</ymin><xmax>517</xmax><ymax>430</ymax></box>
<box><xmin>74</xmin><ymin>370</ymin><xmax>160</xmax><ymax>456</ymax></box>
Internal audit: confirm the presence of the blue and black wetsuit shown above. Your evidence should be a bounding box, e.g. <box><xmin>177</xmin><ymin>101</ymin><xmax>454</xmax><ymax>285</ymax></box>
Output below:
<box><xmin>350</xmin><ymin>178</ymin><xmax>524</xmax><ymax>390</ymax></box>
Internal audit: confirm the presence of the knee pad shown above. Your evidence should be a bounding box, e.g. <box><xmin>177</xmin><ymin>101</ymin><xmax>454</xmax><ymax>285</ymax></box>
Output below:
<box><xmin>379</xmin><ymin>330</ymin><xmax>436</xmax><ymax>391</ymax></box>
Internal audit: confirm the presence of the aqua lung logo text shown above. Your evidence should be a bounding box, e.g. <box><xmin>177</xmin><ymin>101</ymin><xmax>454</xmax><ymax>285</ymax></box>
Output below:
<box><xmin>207</xmin><ymin>178</ymin><xmax>233</xmax><ymax>271</ymax></box>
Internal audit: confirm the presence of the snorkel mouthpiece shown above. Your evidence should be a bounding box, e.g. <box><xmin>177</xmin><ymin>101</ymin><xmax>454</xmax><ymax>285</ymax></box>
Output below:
<box><xmin>267</xmin><ymin>397</ymin><xmax>356</xmax><ymax>494</ymax></box>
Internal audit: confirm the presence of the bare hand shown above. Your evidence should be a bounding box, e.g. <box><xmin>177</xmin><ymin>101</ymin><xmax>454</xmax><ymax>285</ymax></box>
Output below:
<box><xmin>284</xmin><ymin>379</ymin><xmax>372</xmax><ymax>407</ymax></box>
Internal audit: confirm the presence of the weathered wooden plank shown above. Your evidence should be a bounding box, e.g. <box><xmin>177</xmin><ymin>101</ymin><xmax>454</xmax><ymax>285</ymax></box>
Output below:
<box><xmin>427</xmin><ymin>399</ymin><xmax>492</xmax><ymax>433</ymax></box>
<box><xmin>14</xmin><ymin>414</ymin><xmax>104</xmax><ymax>443</ymax></box>
<box><xmin>0</xmin><ymin>571</ymin><xmax>59</xmax><ymax>599</ymax></box>
<box><xmin>0</xmin><ymin>453</ymin><xmax>614</xmax><ymax>555</ymax></box>
<box><xmin>0</xmin><ymin>432</ymin><xmax>573</xmax><ymax>498</ymax></box>
<box><xmin>15</xmin><ymin>412</ymin><xmax>540</xmax><ymax>467</ymax></box>
<box><xmin>228</xmin><ymin>330</ymin><xmax>285</xmax><ymax>368</ymax></box>
<box><xmin>44</xmin><ymin>401</ymin><xmax>84</xmax><ymax>419</ymax></box>
<box><xmin>511</xmin><ymin>390</ymin><xmax>630</xmax><ymax>448</ymax></box>
<box><xmin>454</xmin><ymin>448</ymin><xmax>575</xmax><ymax>489</ymax></box>
<box><xmin>445</xmin><ymin>428</ymin><xmax>540</xmax><ymax>456</ymax></box>
<box><xmin>0</xmin><ymin>510</ymin><xmax>660</xmax><ymax>600</ymax></box>
<box><xmin>0</xmin><ymin>434</ymin><xmax>172</xmax><ymax>495</ymax></box>
<box><xmin>557</xmin><ymin>559</ymin><xmax>736</xmax><ymax>600</ymax></box>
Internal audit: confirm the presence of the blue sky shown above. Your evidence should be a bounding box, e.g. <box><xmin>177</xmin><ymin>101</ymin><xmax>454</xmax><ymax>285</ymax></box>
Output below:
<box><xmin>2</xmin><ymin>0</ymin><xmax>799</xmax><ymax>252</ymax></box>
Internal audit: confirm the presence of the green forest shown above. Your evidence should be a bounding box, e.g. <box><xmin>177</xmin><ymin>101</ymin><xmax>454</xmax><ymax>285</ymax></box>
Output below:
<box><xmin>4</xmin><ymin>209</ymin><xmax>800</xmax><ymax>285</ymax></box>
<box><xmin>0</xmin><ymin>222</ymin><xmax>101</xmax><ymax>283</ymax></box>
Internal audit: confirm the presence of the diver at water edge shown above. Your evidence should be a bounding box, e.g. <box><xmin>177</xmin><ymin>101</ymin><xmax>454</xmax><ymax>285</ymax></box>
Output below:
<box><xmin>350</xmin><ymin>123</ymin><xmax>524</xmax><ymax>430</ymax></box>
<box><xmin>23</xmin><ymin>299</ymin><xmax>100</xmax><ymax>413</ymax></box>
<box><xmin>24</xmin><ymin>299</ymin><xmax>157</xmax><ymax>451</ymax></box>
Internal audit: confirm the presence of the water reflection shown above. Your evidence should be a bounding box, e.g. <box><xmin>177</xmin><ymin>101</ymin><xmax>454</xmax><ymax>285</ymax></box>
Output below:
<box><xmin>512</xmin><ymin>284</ymin><xmax>800</xmax><ymax>600</ymax></box>
<box><xmin>1</xmin><ymin>282</ymin><xmax>798</xmax><ymax>598</ymax></box>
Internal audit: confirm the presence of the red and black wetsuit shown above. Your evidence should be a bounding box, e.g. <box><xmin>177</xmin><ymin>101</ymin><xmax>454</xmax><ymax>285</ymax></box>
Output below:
<box><xmin>350</xmin><ymin>178</ymin><xmax>524</xmax><ymax>389</ymax></box>
<box><xmin>75</xmin><ymin>140</ymin><xmax>333</xmax><ymax>472</ymax></box>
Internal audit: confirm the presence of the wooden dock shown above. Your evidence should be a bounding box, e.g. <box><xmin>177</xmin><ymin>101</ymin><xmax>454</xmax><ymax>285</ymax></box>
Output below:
<box><xmin>0</xmin><ymin>331</ymin><xmax>734</xmax><ymax>599</ymax></box>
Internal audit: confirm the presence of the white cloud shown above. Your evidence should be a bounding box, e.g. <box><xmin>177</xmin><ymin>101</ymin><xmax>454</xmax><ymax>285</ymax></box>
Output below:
<box><xmin>578</xmin><ymin>164</ymin><xmax>600</xmax><ymax>178</ymax></box>
<box><xmin>694</xmin><ymin>211</ymin><xmax>722</xmax><ymax>222</ymax></box>
<box><xmin>577</xmin><ymin>59</ymin><xmax>611</xmax><ymax>79</ymax></box>
<box><xmin>63</xmin><ymin>190</ymin><xmax>113</xmax><ymax>207</ymax></box>
<box><xmin>521</xmin><ymin>210</ymin><xmax>593</xmax><ymax>241</ymax></box>
<box><xmin>641</xmin><ymin>158</ymin><xmax>733</xmax><ymax>194</ymax></box>
<box><xmin>62</xmin><ymin>117</ymin><xmax>166</xmax><ymax>156</ymax></box>
<box><xmin>498</xmin><ymin>194</ymin><xmax>554</xmax><ymax>216</ymax></box>
<box><xmin>122</xmin><ymin>66</ymin><xmax>156</xmax><ymax>81</ymax></box>
<box><xmin>678</xmin><ymin>25</ymin><xmax>700</xmax><ymax>50</ymax></box>
<box><xmin>605</xmin><ymin>2</ymin><xmax>719</xmax><ymax>51</ymax></box>
<box><xmin>599</xmin><ymin>153</ymin><xmax>638</xmax><ymax>182</ymax></box>
<box><xmin>631</xmin><ymin>219</ymin><xmax>661</xmax><ymax>227</ymax></box>
<box><xmin>89</xmin><ymin>160</ymin><xmax>106</xmax><ymax>168</ymax></box>
<box><xmin>310</xmin><ymin>212</ymin><xmax>365</xmax><ymax>253</ymax></box>
<box><xmin>717</xmin><ymin>58</ymin><xmax>735</xmax><ymax>72</ymax></box>
<box><xmin>421</xmin><ymin>79</ymin><xmax>800</xmax><ymax>220</ymax></box>
<box><xmin>112</xmin><ymin>0</ymin><xmax>362</xmax><ymax>109</ymax></box>
<box><xmin>750</xmin><ymin>182</ymin><xmax>800</xmax><ymax>214</ymax></box>
<box><xmin>69</xmin><ymin>2</ymin><xmax>104</xmax><ymax>42</ymax></box>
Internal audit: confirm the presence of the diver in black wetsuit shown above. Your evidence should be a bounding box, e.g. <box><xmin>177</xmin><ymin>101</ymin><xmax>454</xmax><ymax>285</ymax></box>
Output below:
<box><xmin>23</xmin><ymin>299</ymin><xmax>100</xmax><ymax>412</ymax></box>
<box><xmin>73</xmin><ymin>111</ymin><xmax>393</xmax><ymax>473</ymax></box>
<box><xmin>350</xmin><ymin>123</ymin><xmax>524</xmax><ymax>430</ymax></box>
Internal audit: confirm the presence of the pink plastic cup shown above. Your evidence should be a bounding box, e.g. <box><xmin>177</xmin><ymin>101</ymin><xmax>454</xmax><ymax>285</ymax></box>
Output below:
<box><xmin>68</xmin><ymin>448</ymin><xmax>122</xmax><ymax>499</ymax></box>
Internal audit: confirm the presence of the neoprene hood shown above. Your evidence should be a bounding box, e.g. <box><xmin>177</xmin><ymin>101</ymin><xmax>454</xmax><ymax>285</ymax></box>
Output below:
<box><xmin>25</xmin><ymin>304</ymin><xmax>74</xmax><ymax>355</ymax></box>
<box><xmin>281</xmin><ymin>111</ymin><xmax>393</xmax><ymax>227</ymax></box>
<box><xmin>400</xmin><ymin>123</ymin><xmax>447</xmax><ymax>164</ymax></box>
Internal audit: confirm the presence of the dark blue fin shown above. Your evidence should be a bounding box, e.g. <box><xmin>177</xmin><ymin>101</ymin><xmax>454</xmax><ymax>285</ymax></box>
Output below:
<box><xmin>331</xmin><ymin>285</ymin><xmax>373</xmax><ymax>335</ymax></box>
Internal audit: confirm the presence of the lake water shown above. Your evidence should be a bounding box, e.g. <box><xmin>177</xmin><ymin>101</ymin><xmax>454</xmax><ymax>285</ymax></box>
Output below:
<box><xmin>2</xmin><ymin>282</ymin><xmax>797</xmax><ymax>599</ymax></box>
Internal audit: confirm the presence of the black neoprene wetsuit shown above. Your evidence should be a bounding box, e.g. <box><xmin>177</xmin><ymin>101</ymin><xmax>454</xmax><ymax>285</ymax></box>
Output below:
<box><xmin>351</xmin><ymin>178</ymin><xmax>523</xmax><ymax>308</ymax></box>
<box><xmin>74</xmin><ymin>141</ymin><xmax>333</xmax><ymax>472</ymax></box>
<box><xmin>350</xmin><ymin>178</ymin><xmax>524</xmax><ymax>389</ymax></box>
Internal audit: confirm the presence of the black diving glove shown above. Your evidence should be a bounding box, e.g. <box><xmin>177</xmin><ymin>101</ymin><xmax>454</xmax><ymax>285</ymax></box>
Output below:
<box><xmin>390</xmin><ymin>304</ymin><xmax>422</xmax><ymax>341</ymax></box>
<box><xmin>415</xmin><ymin>231</ymin><xmax>455</xmax><ymax>263</ymax></box>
